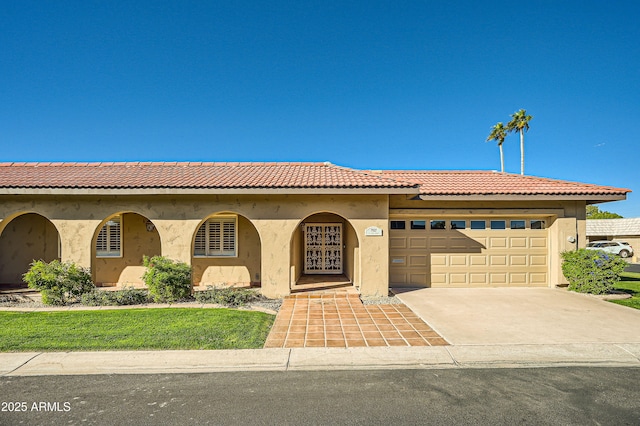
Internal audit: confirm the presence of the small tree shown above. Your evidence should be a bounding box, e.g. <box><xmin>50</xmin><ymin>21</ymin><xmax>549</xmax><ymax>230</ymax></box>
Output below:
<box><xmin>586</xmin><ymin>205</ymin><xmax>623</xmax><ymax>219</ymax></box>
<box><xmin>142</xmin><ymin>256</ymin><xmax>192</xmax><ymax>302</ymax></box>
<box><xmin>561</xmin><ymin>249</ymin><xmax>627</xmax><ymax>294</ymax></box>
<box><xmin>23</xmin><ymin>260</ymin><xmax>94</xmax><ymax>305</ymax></box>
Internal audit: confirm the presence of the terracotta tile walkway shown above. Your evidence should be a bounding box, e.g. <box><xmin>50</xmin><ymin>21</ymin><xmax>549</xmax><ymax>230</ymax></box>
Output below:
<box><xmin>264</xmin><ymin>292</ymin><xmax>448</xmax><ymax>348</ymax></box>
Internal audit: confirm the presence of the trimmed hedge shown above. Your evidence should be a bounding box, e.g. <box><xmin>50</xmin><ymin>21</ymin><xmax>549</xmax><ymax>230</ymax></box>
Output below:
<box><xmin>561</xmin><ymin>248</ymin><xmax>627</xmax><ymax>294</ymax></box>
<box><xmin>194</xmin><ymin>286</ymin><xmax>259</xmax><ymax>307</ymax></box>
<box><xmin>81</xmin><ymin>287</ymin><xmax>150</xmax><ymax>306</ymax></box>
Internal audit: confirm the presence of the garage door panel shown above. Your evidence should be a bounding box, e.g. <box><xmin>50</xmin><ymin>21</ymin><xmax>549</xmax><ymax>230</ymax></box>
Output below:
<box><xmin>530</xmin><ymin>237</ymin><xmax>547</xmax><ymax>248</ymax></box>
<box><xmin>409</xmin><ymin>237</ymin><xmax>427</xmax><ymax>249</ymax></box>
<box><xmin>490</xmin><ymin>273</ymin><xmax>507</xmax><ymax>284</ymax></box>
<box><xmin>510</xmin><ymin>237</ymin><xmax>527</xmax><ymax>248</ymax></box>
<box><xmin>390</xmin><ymin>237</ymin><xmax>407</xmax><ymax>249</ymax></box>
<box><xmin>530</xmin><ymin>273</ymin><xmax>547</xmax><ymax>285</ymax></box>
<box><xmin>470</xmin><ymin>273</ymin><xmax>487</xmax><ymax>284</ymax></box>
<box><xmin>450</xmin><ymin>255</ymin><xmax>467</xmax><ymax>266</ymax></box>
<box><xmin>431</xmin><ymin>254</ymin><xmax>447</xmax><ymax>266</ymax></box>
<box><xmin>530</xmin><ymin>255</ymin><xmax>547</xmax><ymax>266</ymax></box>
<box><xmin>390</xmin><ymin>272</ymin><xmax>407</xmax><ymax>284</ymax></box>
<box><xmin>490</xmin><ymin>255</ymin><xmax>507</xmax><ymax>266</ymax></box>
<box><xmin>431</xmin><ymin>273</ymin><xmax>447</xmax><ymax>285</ymax></box>
<box><xmin>509</xmin><ymin>273</ymin><xmax>528</xmax><ymax>284</ymax></box>
<box><xmin>474</xmin><ymin>237</ymin><xmax>488</xmax><ymax>248</ymax></box>
<box><xmin>409</xmin><ymin>273</ymin><xmax>428</xmax><ymax>285</ymax></box>
<box><xmin>489</xmin><ymin>237</ymin><xmax>507</xmax><ymax>248</ymax></box>
<box><xmin>429</xmin><ymin>237</ymin><xmax>447</xmax><ymax>249</ymax></box>
<box><xmin>450</xmin><ymin>273</ymin><xmax>467</xmax><ymax>285</ymax></box>
<box><xmin>450</xmin><ymin>237</ymin><xmax>471</xmax><ymax>249</ymax></box>
<box><xmin>409</xmin><ymin>255</ymin><xmax>428</xmax><ymax>267</ymax></box>
<box><xmin>470</xmin><ymin>255</ymin><xmax>487</xmax><ymax>266</ymax></box>
<box><xmin>510</xmin><ymin>255</ymin><xmax>527</xmax><ymax>266</ymax></box>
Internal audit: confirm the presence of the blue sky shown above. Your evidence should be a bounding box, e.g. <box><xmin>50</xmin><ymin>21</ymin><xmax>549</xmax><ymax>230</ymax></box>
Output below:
<box><xmin>2</xmin><ymin>1</ymin><xmax>639</xmax><ymax>216</ymax></box>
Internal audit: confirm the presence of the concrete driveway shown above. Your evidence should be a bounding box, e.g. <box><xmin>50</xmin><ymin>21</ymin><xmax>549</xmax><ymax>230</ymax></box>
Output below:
<box><xmin>394</xmin><ymin>287</ymin><xmax>640</xmax><ymax>345</ymax></box>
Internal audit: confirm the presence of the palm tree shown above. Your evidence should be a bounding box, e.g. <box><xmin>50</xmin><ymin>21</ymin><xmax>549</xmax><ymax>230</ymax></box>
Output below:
<box><xmin>506</xmin><ymin>109</ymin><xmax>533</xmax><ymax>175</ymax></box>
<box><xmin>486</xmin><ymin>122</ymin><xmax>507</xmax><ymax>173</ymax></box>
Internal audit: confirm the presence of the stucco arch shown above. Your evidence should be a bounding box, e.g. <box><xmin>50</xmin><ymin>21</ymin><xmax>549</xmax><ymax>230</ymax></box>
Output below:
<box><xmin>290</xmin><ymin>211</ymin><xmax>361</xmax><ymax>290</ymax></box>
<box><xmin>191</xmin><ymin>211</ymin><xmax>262</xmax><ymax>289</ymax></box>
<box><xmin>0</xmin><ymin>212</ymin><xmax>61</xmax><ymax>286</ymax></box>
<box><xmin>91</xmin><ymin>211</ymin><xmax>161</xmax><ymax>287</ymax></box>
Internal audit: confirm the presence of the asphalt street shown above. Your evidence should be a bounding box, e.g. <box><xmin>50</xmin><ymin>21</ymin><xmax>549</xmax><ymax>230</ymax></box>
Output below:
<box><xmin>1</xmin><ymin>367</ymin><xmax>639</xmax><ymax>425</ymax></box>
<box><xmin>625</xmin><ymin>263</ymin><xmax>640</xmax><ymax>273</ymax></box>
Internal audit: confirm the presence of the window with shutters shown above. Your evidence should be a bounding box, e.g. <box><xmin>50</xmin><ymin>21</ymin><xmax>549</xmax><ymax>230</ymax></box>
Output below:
<box><xmin>96</xmin><ymin>217</ymin><xmax>122</xmax><ymax>257</ymax></box>
<box><xmin>194</xmin><ymin>216</ymin><xmax>237</xmax><ymax>257</ymax></box>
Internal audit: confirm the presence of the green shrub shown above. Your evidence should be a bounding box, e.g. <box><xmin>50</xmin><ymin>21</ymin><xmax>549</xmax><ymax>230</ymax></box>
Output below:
<box><xmin>194</xmin><ymin>286</ymin><xmax>259</xmax><ymax>307</ymax></box>
<box><xmin>561</xmin><ymin>248</ymin><xmax>627</xmax><ymax>294</ymax></box>
<box><xmin>23</xmin><ymin>260</ymin><xmax>94</xmax><ymax>305</ymax></box>
<box><xmin>142</xmin><ymin>256</ymin><xmax>192</xmax><ymax>302</ymax></box>
<box><xmin>80</xmin><ymin>290</ymin><xmax>110</xmax><ymax>306</ymax></box>
<box><xmin>81</xmin><ymin>287</ymin><xmax>150</xmax><ymax>306</ymax></box>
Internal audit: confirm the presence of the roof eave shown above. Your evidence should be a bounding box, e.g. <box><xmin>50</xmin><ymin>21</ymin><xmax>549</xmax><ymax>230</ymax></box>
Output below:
<box><xmin>0</xmin><ymin>187</ymin><xmax>420</xmax><ymax>196</ymax></box>
<box><xmin>418</xmin><ymin>194</ymin><xmax>628</xmax><ymax>202</ymax></box>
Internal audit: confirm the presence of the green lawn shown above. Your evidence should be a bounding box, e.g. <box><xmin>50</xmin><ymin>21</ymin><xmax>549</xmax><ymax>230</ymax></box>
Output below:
<box><xmin>0</xmin><ymin>308</ymin><xmax>275</xmax><ymax>352</ymax></box>
<box><xmin>611</xmin><ymin>272</ymin><xmax>640</xmax><ymax>310</ymax></box>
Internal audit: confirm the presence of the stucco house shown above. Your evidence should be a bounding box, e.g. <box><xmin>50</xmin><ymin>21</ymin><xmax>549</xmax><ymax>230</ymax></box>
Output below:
<box><xmin>586</xmin><ymin>218</ymin><xmax>640</xmax><ymax>256</ymax></box>
<box><xmin>0</xmin><ymin>162</ymin><xmax>629</xmax><ymax>298</ymax></box>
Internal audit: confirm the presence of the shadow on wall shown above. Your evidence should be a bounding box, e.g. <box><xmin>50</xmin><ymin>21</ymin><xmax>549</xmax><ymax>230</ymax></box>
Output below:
<box><xmin>0</xmin><ymin>213</ymin><xmax>60</xmax><ymax>285</ymax></box>
<box><xmin>93</xmin><ymin>212</ymin><xmax>161</xmax><ymax>287</ymax></box>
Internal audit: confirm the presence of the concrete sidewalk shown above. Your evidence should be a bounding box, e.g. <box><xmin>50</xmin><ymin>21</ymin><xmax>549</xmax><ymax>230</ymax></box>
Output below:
<box><xmin>2</xmin><ymin>343</ymin><xmax>640</xmax><ymax>376</ymax></box>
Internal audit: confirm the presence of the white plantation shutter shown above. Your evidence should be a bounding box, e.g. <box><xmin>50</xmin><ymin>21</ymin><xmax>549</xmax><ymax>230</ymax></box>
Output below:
<box><xmin>222</xmin><ymin>220</ymin><xmax>235</xmax><ymax>255</ymax></box>
<box><xmin>194</xmin><ymin>216</ymin><xmax>237</xmax><ymax>257</ymax></box>
<box><xmin>96</xmin><ymin>217</ymin><xmax>121</xmax><ymax>257</ymax></box>
<box><xmin>194</xmin><ymin>225</ymin><xmax>206</xmax><ymax>256</ymax></box>
<box><xmin>208</xmin><ymin>221</ymin><xmax>221</xmax><ymax>253</ymax></box>
<box><xmin>109</xmin><ymin>222</ymin><xmax>121</xmax><ymax>252</ymax></box>
<box><xmin>96</xmin><ymin>227</ymin><xmax>108</xmax><ymax>252</ymax></box>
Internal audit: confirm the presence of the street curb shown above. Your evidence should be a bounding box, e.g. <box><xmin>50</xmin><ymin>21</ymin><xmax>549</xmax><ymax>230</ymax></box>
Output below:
<box><xmin>3</xmin><ymin>343</ymin><xmax>640</xmax><ymax>376</ymax></box>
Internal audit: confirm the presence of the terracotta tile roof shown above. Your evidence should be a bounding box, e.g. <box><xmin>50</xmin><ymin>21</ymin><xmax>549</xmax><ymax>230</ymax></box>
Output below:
<box><xmin>0</xmin><ymin>162</ymin><xmax>629</xmax><ymax>198</ymax></box>
<box><xmin>0</xmin><ymin>162</ymin><xmax>418</xmax><ymax>191</ymax></box>
<box><xmin>371</xmin><ymin>170</ymin><xmax>631</xmax><ymax>197</ymax></box>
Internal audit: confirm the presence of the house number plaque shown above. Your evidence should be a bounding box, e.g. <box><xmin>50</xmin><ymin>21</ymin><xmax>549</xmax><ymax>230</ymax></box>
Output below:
<box><xmin>365</xmin><ymin>226</ymin><xmax>383</xmax><ymax>236</ymax></box>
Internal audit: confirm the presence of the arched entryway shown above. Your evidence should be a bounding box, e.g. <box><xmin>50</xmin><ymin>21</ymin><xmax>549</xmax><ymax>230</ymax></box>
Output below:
<box><xmin>290</xmin><ymin>212</ymin><xmax>360</xmax><ymax>292</ymax></box>
<box><xmin>191</xmin><ymin>212</ymin><xmax>261</xmax><ymax>289</ymax></box>
<box><xmin>0</xmin><ymin>213</ymin><xmax>60</xmax><ymax>287</ymax></box>
<box><xmin>91</xmin><ymin>212</ymin><xmax>161</xmax><ymax>287</ymax></box>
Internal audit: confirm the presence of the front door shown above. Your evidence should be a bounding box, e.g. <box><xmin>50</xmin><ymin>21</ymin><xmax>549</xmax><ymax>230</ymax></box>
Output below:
<box><xmin>304</xmin><ymin>223</ymin><xmax>343</xmax><ymax>274</ymax></box>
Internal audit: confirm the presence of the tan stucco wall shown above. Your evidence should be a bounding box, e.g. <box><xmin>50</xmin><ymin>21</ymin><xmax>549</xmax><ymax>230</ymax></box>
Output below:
<box><xmin>0</xmin><ymin>213</ymin><xmax>60</xmax><ymax>284</ymax></box>
<box><xmin>192</xmin><ymin>215</ymin><xmax>261</xmax><ymax>288</ymax></box>
<box><xmin>93</xmin><ymin>213</ymin><xmax>161</xmax><ymax>287</ymax></box>
<box><xmin>0</xmin><ymin>193</ymin><xmax>390</xmax><ymax>297</ymax></box>
<box><xmin>345</xmin><ymin>222</ymin><xmax>359</xmax><ymax>287</ymax></box>
<box><xmin>290</xmin><ymin>226</ymin><xmax>303</xmax><ymax>284</ymax></box>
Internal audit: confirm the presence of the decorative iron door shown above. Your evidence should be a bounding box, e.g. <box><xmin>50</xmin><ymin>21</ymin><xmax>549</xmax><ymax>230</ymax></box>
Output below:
<box><xmin>304</xmin><ymin>223</ymin><xmax>343</xmax><ymax>274</ymax></box>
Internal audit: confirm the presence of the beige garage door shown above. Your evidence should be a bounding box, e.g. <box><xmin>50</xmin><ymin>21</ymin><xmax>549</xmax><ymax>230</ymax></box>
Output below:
<box><xmin>389</xmin><ymin>218</ymin><xmax>548</xmax><ymax>287</ymax></box>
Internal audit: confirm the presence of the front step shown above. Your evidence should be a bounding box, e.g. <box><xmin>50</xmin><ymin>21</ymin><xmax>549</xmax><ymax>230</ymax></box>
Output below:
<box><xmin>291</xmin><ymin>281</ymin><xmax>354</xmax><ymax>294</ymax></box>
